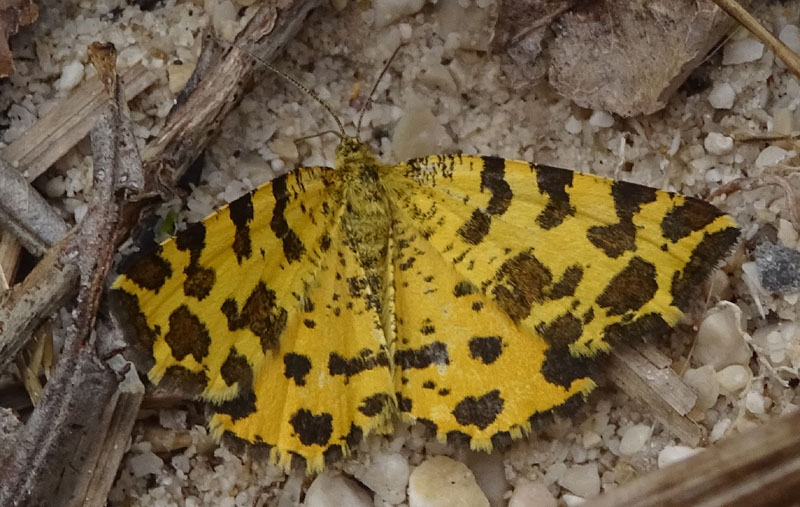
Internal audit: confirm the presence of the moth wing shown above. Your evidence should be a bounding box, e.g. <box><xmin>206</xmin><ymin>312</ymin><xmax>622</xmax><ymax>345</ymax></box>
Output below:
<box><xmin>385</xmin><ymin>154</ymin><xmax>738</xmax><ymax>448</ymax></box>
<box><xmin>112</xmin><ymin>166</ymin><xmax>394</xmax><ymax>472</ymax></box>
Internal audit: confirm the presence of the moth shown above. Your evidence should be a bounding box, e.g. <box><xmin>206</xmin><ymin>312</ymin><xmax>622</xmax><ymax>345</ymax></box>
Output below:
<box><xmin>111</xmin><ymin>55</ymin><xmax>739</xmax><ymax>472</ymax></box>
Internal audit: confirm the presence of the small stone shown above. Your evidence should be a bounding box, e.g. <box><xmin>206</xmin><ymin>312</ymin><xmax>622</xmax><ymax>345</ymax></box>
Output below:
<box><xmin>304</xmin><ymin>471</ymin><xmax>372</xmax><ymax>507</ymax></box>
<box><xmin>269</xmin><ymin>137</ymin><xmax>300</xmax><ymax>163</ymax></box>
<box><xmin>684</xmin><ymin>365</ymin><xmax>720</xmax><ymax>413</ymax></box>
<box><xmin>128</xmin><ymin>450</ymin><xmax>164</xmax><ymax>477</ymax></box>
<box><xmin>588</xmin><ymin>110</ymin><xmax>614</xmax><ymax>128</ymax></box>
<box><xmin>745</xmin><ymin>391</ymin><xmax>766</xmax><ymax>415</ymax></box>
<box><xmin>565</xmin><ymin>116</ymin><xmax>583</xmax><ymax>135</ymax></box>
<box><xmin>168</xmin><ymin>60</ymin><xmax>196</xmax><ymax>95</ymax></box>
<box><xmin>780</xmin><ymin>25</ymin><xmax>800</xmax><ymax>54</ymax></box>
<box><xmin>355</xmin><ymin>453</ymin><xmax>409</xmax><ymax>504</ymax></box>
<box><xmin>55</xmin><ymin>61</ymin><xmax>85</xmax><ymax>91</ymax></box>
<box><xmin>657</xmin><ymin>445</ymin><xmax>701</xmax><ymax>468</ymax></box>
<box><xmin>704</xmin><ymin>132</ymin><xmax>733</xmax><ymax>156</ymax></box>
<box><xmin>716</xmin><ymin>364</ymin><xmax>751</xmax><ymax>394</ymax></box>
<box><xmin>619</xmin><ymin>424</ymin><xmax>652</xmax><ymax>455</ymax></box>
<box><xmin>392</xmin><ymin>104</ymin><xmax>453</xmax><ymax>160</ymax></box>
<box><xmin>722</xmin><ymin>38</ymin><xmax>764</xmax><ymax>65</ymax></box>
<box><xmin>408</xmin><ymin>456</ymin><xmax>489</xmax><ymax>507</ymax></box>
<box><xmin>465</xmin><ymin>451</ymin><xmax>507</xmax><ymax>507</ymax></box>
<box><xmin>509</xmin><ymin>481</ymin><xmax>556</xmax><ymax>507</ymax></box>
<box><xmin>694</xmin><ymin>306</ymin><xmax>751</xmax><ymax>369</ymax></box>
<box><xmin>562</xmin><ymin>493</ymin><xmax>587</xmax><ymax>506</ymax></box>
<box><xmin>710</xmin><ymin>418</ymin><xmax>731</xmax><ymax>442</ymax></box>
<box><xmin>557</xmin><ymin>463</ymin><xmax>600</xmax><ymax>499</ymax></box>
<box><xmin>755</xmin><ymin>146</ymin><xmax>791</xmax><ymax>169</ymax></box>
<box><xmin>582</xmin><ymin>430</ymin><xmax>602</xmax><ymax>449</ymax></box>
<box><xmin>373</xmin><ymin>0</ymin><xmax>425</xmax><ymax>28</ymax></box>
<box><xmin>708</xmin><ymin>83</ymin><xmax>735</xmax><ymax>109</ymax></box>
<box><xmin>755</xmin><ymin>242</ymin><xmax>800</xmax><ymax>294</ymax></box>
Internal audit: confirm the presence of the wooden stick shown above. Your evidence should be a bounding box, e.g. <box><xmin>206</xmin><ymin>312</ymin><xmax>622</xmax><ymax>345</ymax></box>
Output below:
<box><xmin>585</xmin><ymin>409</ymin><xmax>800</xmax><ymax>507</ymax></box>
<box><xmin>711</xmin><ymin>0</ymin><xmax>800</xmax><ymax>80</ymax></box>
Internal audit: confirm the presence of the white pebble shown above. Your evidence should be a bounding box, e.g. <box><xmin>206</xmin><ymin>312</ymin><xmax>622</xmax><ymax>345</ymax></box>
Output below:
<box><xmin>779</xmin><ymin>25</ymin><xmax>800</xmax><ymax>55</ymax></box>
<box><xmin>619</xmin><ymin>424</ymin><xmax>652</xmax><ymax>455</ymax></box>
<box><xmin>723</xmin><ymin>38</ymin><xmax>764</xmax><ymax>65</ymax></box>
<box><xmin>557</xmin><ymin>463</ymin><xmax>600</xmax><ymax>499</ymax></box>
<box><xmin>588</xmin><ymin>110</ymin><xmax>614</xmax><ymax>128</ymax></box>
<box><xmin>408</xmin><ymin>456</ymin><xmax>489</xmax><ymax>507</ymax></box>
<box><xmin>355</xmin><ymin>453</ymin><xmax>409</xmax><ymax>504</ymax></box>
<box><xmin>716</xmin><ymin>364</ymin><xmax>751</xmax><ymax>394</ymax></box>
<box><xmin>582</xmin><ymin>430</ymin><xmax>602</xmax><ymax>449</ymax></box>
<box><xmin>684</xmin><ymin>365</ymin><xmax>720</xmax><ymax>413</ymax></box>
<box><xmin>745</xmin><ymin>391</ymin><xmax>766</xmax><ymax>415</ymax></box>
<box><xmin>44</xmin><ymin>175</ymin><xmax>66</xmax><ymax>198</ymax></box>
<box><xmin>565</xmin><ymin>115</ymin><xmax>583</xmax><ymax>135</ymax></box>
<box><xmin>128</xmin><ymin>451</ymin><xmax>164</xmax><ymax>477</ymax></box>
<box><xmin>562</xmin><ymin>493</ymin><xmax>587</xmax><ymax>506</ymax></box>
<box><xmin>509</xmin><ymin>481</ymin><xmax>556</xmax><ymax>507</ymax></box>
<box><xmin>708</xmin><ymin>83</ymin><xmax>735</xmax><ymax>109</ymax></box>
<box><xmin>73</xmin><ymin>202</ymin><xmax>88</xmax><ymax>223</ymax></box>
<box><xmin>392</xmin><ymin>104</ymin><xmax>453</xmax><ymax>160</ymax></box>
<box><xmin>755</xmin><ymin>145</ymin><xmax>790</xmax><ymax>169</ymax></box>
<box><xmin>710</xmin><ymin>418</ymin><xmax>731</xmax><ymax>442</ymax></box>
<box><xmin>695</xmin><ymin>306</ymin><xmax>751</xmax><ymax>369</ymax></box>
<box><xmin>304</xmin><ymin>472</ymin><xmax>372</xmax><ymax>507</ymax></box>
<box><xmin>55</xmin><ymin>61</ymin><xmax>85</xmax><ymax>91</ymax></box>
<box><xmin>373</xmin><ymin>0</ymin><xmax>425</xmax><ymax>28</ymax></box>
<box><xmin>704</xmin><ymin>132</ymin><xmax>734</xmax><ymax>156</ymax></box>
<box><xmin>657</xmin><ymin>445</ymin><xmax>701</xmax><ymax>468</ymax></box>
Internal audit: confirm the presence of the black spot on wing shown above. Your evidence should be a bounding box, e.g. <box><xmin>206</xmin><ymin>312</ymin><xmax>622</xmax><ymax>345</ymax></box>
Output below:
<box><xmin>540</xmin><ymin>343</ymin><xmax>594</xmax><ymax>389</ymax></box>
<box><xmin>395</xmin><ymin>342</ymin><xmax>450</xmax><ymax>370</ymax></box>
<box><xmin>175</xmin><ymin>222</ymin><xmax>215</xmax><ymax>300</ymax></box>
<box><xmin>536</xmin><ymin>313</ymin><xmax>583</xmax><ymax>347</ymax></box>
<box><xmin>457</xmin><ymin>157</ymin><xmax>512</xmax><ymax>245</ymax></box>
<box><xmin>270</xmin><ymin>174</ymin><xmax>306</xmax><ymax>262</ymax></box>
<box><xmin>220</xmin><ymin>281</ymin><xmax>288</xmax><ymax>352</ymax></box>
<box><xmin>229</xmin><ymin>192</ymin><xmax>254</xmax><ymax>264</ymax></box>
<box><xmin>468</xmin><ymin>336</ymin><xmax>504</xmax><ymax>364</ymax></box>
<box><xmin>671</xmin><ymin>227</ymin><xmax>740</xmax><ymax>310</ymax></box>
<box><xmin>548</xmin><ymin>265</ymin><xmax>583</xmax><ymax>300</ymax></box>
<box><xmin>492</xmin><ymin>250</ymin><xmax>552</xmax><ymax>322</ymax></box>
<box><xmin>290</xmin><ymin>409</ymin><xmax>333</xmax><ymax>446</ymax></box>
<box><xmin>534</xmin><ymin>165</ymin><xmax>575</xmax><ymax>229</ymax></box>
<box><xmin>587</xmin><ymin>182</ymin><xmax>657</xmax><ymax>258</ymax></box>
<box><xmin>358</xmin><ymin>393</ymin><xmax>392</xmax><ymax>417</ymax></box>
<box><xmin>452</xmin><ymin>390</ymin><xmax>504</xmax><ymax>430</ymax></box>
<box><xmin>109</xmin><ymin>289</ymin><xmax>158</xmax><ymax>351</ymax></box>
<box><xmin>396</xmin><ymin>393</ymin><xmax>413</xmax><ymax>412</ymax></box>
<box><xmin>597</xmin><ymin>256</ymin><xmax>658</xmax><ymax>315</ymax></box>
<box><xmin>165</xmin><ymin>305</ymin><xmax>211</xmax><ymax>362</ymax></box>
<box><xmin>118</xmin><ymin>251</ymin><xmax>172</xmax><ymax>292</ymax></box>
<box><xmin>661</xmin><ymin>197</ymin><xmax>723</xmax><ymax>242</ymax></box>
<box><xmin>283</xmin><ymin>353</ymin><xmax>312</xmax><ymax>386</ymax></box>
<box><xmin>328</xmin><ymin>349</ymin><xmax>389</xmax><ymax>380</ymax></box>
<box><xmin>453</xmin><ymin>280</ymin><xmax>478</xmax><ymax>297</ymax></box>
<box><xmin>216</xmin><ymin>348</ymin><xmax>257</xmax><ymax>421</ymax></box>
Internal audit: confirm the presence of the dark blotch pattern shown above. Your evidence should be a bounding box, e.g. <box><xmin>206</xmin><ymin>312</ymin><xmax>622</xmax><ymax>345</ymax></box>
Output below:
<box><xmin>289</xmin><ymin>409</ymin><xmax>333</xmax><ymax>446</ymax></box>
<box><xmin>395</xmin><ymin>342</ymin><xmax>450</xmax><ymax>370</ymax></box>
<box><xmin>549</xmin><ymin>265</ymin><xmax>584</xmax><ymax>300</ymax></box>
<box><xmin>358</xmin><ymin>393</ymin><xmax>392</xmax><ymax>417</ymax></box>
<box><xmin>271</xmin><ymin>175</ymin><xmax>306</xmax><ymax>262</ymax></box>
<box><xmin>120</xmin><ymin>251</ymin><xmax>172</xmax><ymax>292</ymax></box>
<box><xmin>535</xmin><ymin>165</ymin><xmax>576</xmax><ymax>229</ymax></box>
<box><xmin>540</xmin><ymin>342</ymin><xmax>594</xmax><ymax>388</ymax></box>
<box><xmin>597</xmin><ymin>256</ymin><xmax>658</xmax><ymax>315</ymax></box>
<box><xmin>453</xmin><ymin>280</ymin><xmax>478</xmax><ymax>297</ymax></box>
<box><xmin>164</xmin><ymin>305</ymin><xmax>211</xmax><ymax>362</ymax></box>
<box><xmin>492</xmin><ymin>250</ymin><xmax>552</xmax><ymax>322</ymax></box>
<box><xmin>216</xmin><ymin>348</ymin><xmax>256</xmax><ymax>421</ymax></box>
<box><xmin>229</xmin><ymin>192</ymin><xmax>254</xmax><ymax>264</ymax></box>
<box><xmin>457</xmin><ymin>157</ymin><xmax>512</xmax><ymax>245</ymax></box>
<box><xmin>536</xmin><ymin>313</ymin><xmax>583</xmax><ymax>347</ymax></box>
<box><xmin>468</xmin><ymin>336</ymin><xmax>504</xmax><ymax>365</ymax></box>
<box><xmin>452</xmin><ymin>390</ymin><xmax>504</xmax><ymax>430</ymax></box>
<box><xmin>587</xmin><ymin>183</ymin><xmax>657</xmax><ymax>258</ymax></box>
<box><xmin>661</xmin><ymin>198</ymin><xmax>721</xmax><ymax>242</ymax></box>
<box><xmin>396</xmin><ymin>393</ymin><xmax>413</xmax><ymax>412</ymax></box>
<box><xmin>109</xmin><ymin>289</ymin><xmax>158</xmax><ymax>351</ymax></box>
<box><xmin>220</xmin><ymin>281</ymin><xmax>288</xmax><ymax>352</ymax></box>
<box><xmin>671</xmin><ymin>227</ymin><xmax>740</xmax><ymax>310</ymax></box>
<box><xmin>329</xmin><ymin>349</ymin><xmax>389</xmax><ymax>379</ymax></box>
<box><xmin>283</xmin><ymin>353</ymin><xmax>312</xmax><ymax>386</ymax></box>
<box><xmin>175</xmin><ymin>222</ymin><xmax>215</xmax><ymax>300</ymax></box>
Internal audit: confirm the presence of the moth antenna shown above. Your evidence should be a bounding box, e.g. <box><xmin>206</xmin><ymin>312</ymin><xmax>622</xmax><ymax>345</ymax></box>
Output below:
<box><xmin>356</xmin><ymin>44</ymin><xmax>404</xmax><ymax>137</ymax></box>
<box><xmin>294</xmin><ymin>129</ymin><xmax>343</xmax><ymax>144</ymax></box>
<box><xmin>261</xmin><ymin>60</ymin><xmax>346</xmax><ymax>139</ymax></box>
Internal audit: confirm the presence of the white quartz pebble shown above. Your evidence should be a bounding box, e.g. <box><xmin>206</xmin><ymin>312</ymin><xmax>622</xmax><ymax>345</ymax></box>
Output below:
<box><xmin>557</xmin><ymin>463</ymin><xmax>600</xmax><ymax>499</ymax></box>
<box><xmin>619</xmin><ymin>424</ymin><xmax>652</xmax><ymax>456</ymax></box>
<box><xmin>304</xmin><ymin>472</ymin><xmax>372</xmax><ymax>507</ymax></box>
<box><xmin>408</xmin><ymin>456</ymin><xmax>489</xmax><ymax>507</ymax></box>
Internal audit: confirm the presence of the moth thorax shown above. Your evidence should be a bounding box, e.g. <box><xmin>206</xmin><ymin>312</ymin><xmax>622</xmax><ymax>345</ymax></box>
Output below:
<box><xmin>341</xmin><ymin>165</ymin><xmax>392</xmax><ymax>272</ymax></box>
